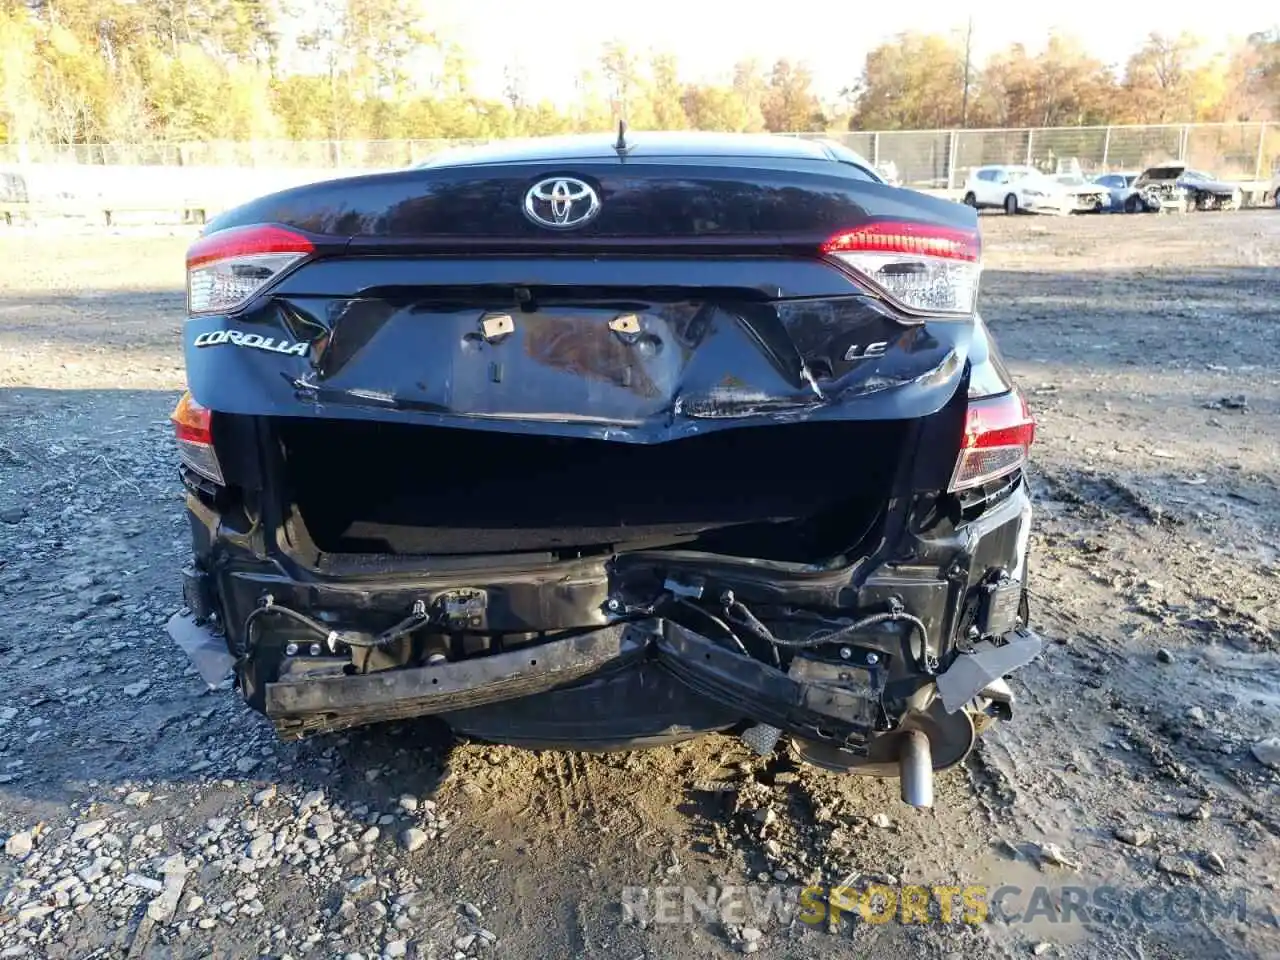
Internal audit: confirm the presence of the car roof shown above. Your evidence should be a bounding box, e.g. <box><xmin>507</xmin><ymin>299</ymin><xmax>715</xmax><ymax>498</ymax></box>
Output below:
<box><xmin>419</xmin><ymin>131</ymin><xmax>837</xmax><ymax>168</ymax></box>
<box><xmin>973</xmin><ymin>164</ymin><xmax>1037</xmax><ymax>175</ymax></box>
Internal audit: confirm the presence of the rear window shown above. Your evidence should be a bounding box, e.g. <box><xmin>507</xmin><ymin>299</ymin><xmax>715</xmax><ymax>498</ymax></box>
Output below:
<box><xmin>840</xmin><ymin>163</ymin><xmax>881</xmax><ymax>182</ymax></box>
<box><xmin>819</xmin><ymin>141</ymin><xmax>883</xmax><ymax>183</ymax></box>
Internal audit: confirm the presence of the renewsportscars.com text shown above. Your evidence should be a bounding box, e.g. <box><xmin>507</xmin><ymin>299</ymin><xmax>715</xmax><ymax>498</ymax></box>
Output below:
<box><xmin>620</xmin><ymin>882</ymin><xmax>1264</xmax><ymax>929</ymax></box>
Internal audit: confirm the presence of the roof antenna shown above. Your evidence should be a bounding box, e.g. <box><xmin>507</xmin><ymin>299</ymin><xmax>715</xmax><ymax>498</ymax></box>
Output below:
<box><xmin>614</xmin><ymin>119</ymin><xmax>629</xmax><ymax>154</ymax></box>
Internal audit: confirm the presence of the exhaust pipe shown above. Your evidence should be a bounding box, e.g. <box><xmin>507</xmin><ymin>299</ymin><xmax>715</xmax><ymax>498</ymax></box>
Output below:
<box><xmin>898</xmin><ymin>729</ymin><xmax>934</xmax><ymax>808</ymax></box>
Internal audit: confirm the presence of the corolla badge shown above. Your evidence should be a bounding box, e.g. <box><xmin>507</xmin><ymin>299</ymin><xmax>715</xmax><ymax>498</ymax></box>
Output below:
<box><xmin>523</xmin><ymin>177</ymin><xmax>601</xmax><ymax>229</ymax></box>
<box><xmin>193</xmin><ymin>329</ymin><xmax>309</xmax><ymax>356</ymax></box>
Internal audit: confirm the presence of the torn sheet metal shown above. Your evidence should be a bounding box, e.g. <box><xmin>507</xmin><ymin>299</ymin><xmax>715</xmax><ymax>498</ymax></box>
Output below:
<box><xmin>936</xmin><ymin>632</ymin><xmax>1043</xmax><ymax>714</ymax></box>
<box><xmin>166</xmin><ymin>611</ymin><xmax>236</xmax><ymax>688</ymax></box>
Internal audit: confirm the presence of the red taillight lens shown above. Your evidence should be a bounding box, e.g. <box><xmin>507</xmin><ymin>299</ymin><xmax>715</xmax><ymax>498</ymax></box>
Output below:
<box><xmin>949</xmin><ymin>388</ymin><xmax>1036</xmax><ymax>492</ymax></box>
<box><xmin>170</xmin><ymin>391</ymin><xmax>224</xmax><ymax>485</ymax></box>
<box><xmin>822</xmin><ymin>221</ymin><xmax>981</xmax><ymax>316</ymax></box>
<box><xmin>822</xmin><ymin>222</ymin><xmax>981</xmax><ymax>261</ymax></box>
<box><xmin>186</xmin><ymin>224</ymin><xmax>313</xmax><ymax>316</ymax></box>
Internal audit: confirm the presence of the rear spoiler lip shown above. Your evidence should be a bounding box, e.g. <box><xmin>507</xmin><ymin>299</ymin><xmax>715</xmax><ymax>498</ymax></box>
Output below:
<box><xmin>340</xmin><ymin>233</ymin><xmax>819</xmax><ymax>255</ymax></box>
<box><xmin>267</xmin><ymin>252</ymin><xmax>871</xmax><ymax>300</ymax></box>
<box><xmin>191</xmin><ymin>230</ymin><xmax>825</xmax><ymax>255</ymax></box>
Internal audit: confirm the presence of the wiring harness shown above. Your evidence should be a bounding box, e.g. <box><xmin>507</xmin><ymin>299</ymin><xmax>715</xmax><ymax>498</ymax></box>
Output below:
<box><xmin>244</xmin><ymin>595</ymin><xmax>429</xmax><ymax>654</ymax></box>
<box><xmin>722</xmin><ymin>591</ymin><xmax>934</xmax><ymax>675</ymax></box>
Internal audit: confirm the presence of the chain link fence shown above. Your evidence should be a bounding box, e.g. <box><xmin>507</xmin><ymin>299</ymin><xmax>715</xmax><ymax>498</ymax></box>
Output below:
<box><xmin>4</xmin><ymin>123</ymin><xmax>1278</xmax><ymax>184</ymax></box>
<box><xmin>2</xmin><ymin>124</ymin><xmax>1276</xmax><ymax>215</ymax></box>
<box><xmin>0</xmin><ymin>139</ymin><xmax>491</xmax><ymax>169</ymax></box>
<box><xmin>811</xmin><ymin>123</ymin><xmax>1279</xmax><ymax>188</ymax></box>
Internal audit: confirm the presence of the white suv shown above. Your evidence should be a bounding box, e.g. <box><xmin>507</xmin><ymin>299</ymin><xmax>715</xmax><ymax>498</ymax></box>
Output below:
<box><xmin>962</xmin><ymin>165</ymin><xmax>1038</xmax><ymax>214</ymax></box>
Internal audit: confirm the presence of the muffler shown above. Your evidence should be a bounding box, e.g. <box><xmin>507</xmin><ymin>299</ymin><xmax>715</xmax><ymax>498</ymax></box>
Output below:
<box><xmin>898</xmin><ymin>729</ymin><xmax>934</xmax><ymax>808</ymax></box>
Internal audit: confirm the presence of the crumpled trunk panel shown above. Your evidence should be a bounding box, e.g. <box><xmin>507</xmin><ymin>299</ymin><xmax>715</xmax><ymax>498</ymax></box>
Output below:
<box><xmin>188</xmin><ymin>258</ymin><xmax>973</xmax><ymax>443</ymax></box>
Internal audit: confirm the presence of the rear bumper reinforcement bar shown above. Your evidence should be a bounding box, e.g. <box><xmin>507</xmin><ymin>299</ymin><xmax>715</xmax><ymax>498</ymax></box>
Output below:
<box><xmin>173</xmin><ymin>613</ymin><xmax>1039</xmax><ymax>745</ymax></box>
<box><xmin>655</xmin><ymin>622</ymin><xmax>877</xmax><ymax>746</ymax></box>
<box><xmin>264</xmin><ymin>624</ymin><xmax>646</xmax><ymax>738</ymax></box>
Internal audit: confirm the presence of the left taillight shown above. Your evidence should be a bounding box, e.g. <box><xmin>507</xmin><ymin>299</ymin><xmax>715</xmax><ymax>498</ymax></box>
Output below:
<box><xmin>949</xmin><ymin>388</ymin><xmax>1036</xmax><ymax>492</ymax></box>
<box><xmin>822</xmin><ymin>221</ymin><xmax>981</xmax><ymax>317</ymax></box>
<box><xmin>186</xmin><ymin>224</ymin><xmax>314</xmax><ymax>315</ymax></box>
<box><xmin>170</xmin><ymin>391</ymin><xmax>224</xmax><ymax>485</ymax></box>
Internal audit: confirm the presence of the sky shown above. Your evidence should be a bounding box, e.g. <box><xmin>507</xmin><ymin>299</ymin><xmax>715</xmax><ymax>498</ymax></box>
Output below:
<box><xmin>425</xmin><ymin>0</ymin><xmax>1276</xmax><ymax>103</ymax></box>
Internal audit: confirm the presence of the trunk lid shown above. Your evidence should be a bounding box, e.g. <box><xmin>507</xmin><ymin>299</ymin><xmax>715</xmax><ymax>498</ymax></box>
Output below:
<box><xmin>208</xmin><ymin>152</ymin><xmax>971</xmax><ymax>251</ymax></box>
<box><xmin>189</xmin><ymin>266</ymin><xmax>973</xmax><ymax>441</ymax></box>
<box><xmin>188</xmin><ymin>142</ymin><xmax>979</xmax><ymax>441</ymax></box>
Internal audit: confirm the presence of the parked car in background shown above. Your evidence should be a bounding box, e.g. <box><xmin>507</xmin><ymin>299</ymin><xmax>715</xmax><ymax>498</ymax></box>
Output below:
<box><xmin>1035</xmin><ymin>174</ymin><xmax>1110</xmax><ymax>214</ymax></box>
<box><xmin>0</xmin><ymin>171</ymin><xmax>30</xmax><ymax>224</ymax></box>
<box><xmin>961</xmin><ymin>167</ymin><xmax>1106</xmax><ymax>215</ymax></box>
<box><xmin>1131</xmin><ymin>165</ymin><xmax>1243</xmax><ymax>212</ymax></box>
<box><xmin>1092</xmin><ymin>172</ymin><xmax>1140</xmax><ymax>212</ymax></box>
<box><xmin>962</xmin><ymin>164</ymin><xmax>1038</xmax><ymax>214</ymax></box>
<box><xmin>0</xmin><ymin>171</ymin><xmax>29</xmax><ymax>203</ymax></box>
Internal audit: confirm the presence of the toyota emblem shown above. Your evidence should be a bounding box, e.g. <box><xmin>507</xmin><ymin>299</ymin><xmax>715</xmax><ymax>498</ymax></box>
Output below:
<box><xmin>523</xmin><ymin>177</ymin><xmax>601</xmax><ymax>229</ymax></box>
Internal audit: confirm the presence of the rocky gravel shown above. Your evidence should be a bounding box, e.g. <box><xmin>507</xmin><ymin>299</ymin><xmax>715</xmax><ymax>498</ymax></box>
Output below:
<box><xmin>2</xmin><ymin>211</ymin><xmax>1279</xmax><ymax>959</ymax></box>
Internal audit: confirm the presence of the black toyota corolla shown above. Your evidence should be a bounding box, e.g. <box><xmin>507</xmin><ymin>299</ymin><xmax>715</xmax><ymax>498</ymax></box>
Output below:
<box><xmin>167</xmin><ymin>131</ymin><xmax>1039</xmax><ymax>808</ymax></box>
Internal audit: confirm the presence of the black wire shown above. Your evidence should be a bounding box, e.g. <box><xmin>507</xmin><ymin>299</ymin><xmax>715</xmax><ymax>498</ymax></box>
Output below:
<box><xmin>244</xmin><ymin>603</ymin><xmax>335</xmax><ymax>652</ymax></box>
<box><xmin>243</xmin><ymin>600</ymin><xmax>428</xmax><ymax>653</ymax></box>
<box><xmin>726</xmin><ymin>599</ymin><xmax>934</xmax><ymax>675</ymax></box>
<box><xmin>376</xmin><ymin>607</ymin><xmax>429</xmax><ymax>646</ymax></box>
<box><xmin>671</xmin><ymin>597</ymin><xmax>755</xmax><ymax>660</ymax></box>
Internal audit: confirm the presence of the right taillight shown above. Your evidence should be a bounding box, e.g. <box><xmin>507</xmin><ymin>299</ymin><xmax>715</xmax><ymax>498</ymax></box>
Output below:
<box><xmin>170</xmin><ymin>391</ymin><xmax>224</xmax><ymax>485</ymax></box>
<box><xmin>949</xmin><ymin>388</ymin><xmax>1036</xmax><ymax>492</ymax></box>
<box><xmin>186</xmin><ymin>224</ymin><xmax>313</xmax><ymax>315</ymax></box>
<box><xmin>822</xmin><ymin>221</ymin><xmax>982</xmax><ymax>317</ymax></box>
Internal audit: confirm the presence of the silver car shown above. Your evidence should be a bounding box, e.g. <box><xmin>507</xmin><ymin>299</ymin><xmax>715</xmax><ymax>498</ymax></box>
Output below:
<box><xmin>1091</xmin><ymin>172</ymin><xmax>1141</xmax><ymax>212</ymax></box>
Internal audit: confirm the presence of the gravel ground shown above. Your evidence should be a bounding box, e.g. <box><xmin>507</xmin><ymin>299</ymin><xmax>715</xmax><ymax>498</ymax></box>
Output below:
<box><xmin>1</xmin><ymin>211</ymin><xmax>1278</xmax><ymax>960</ymax></box>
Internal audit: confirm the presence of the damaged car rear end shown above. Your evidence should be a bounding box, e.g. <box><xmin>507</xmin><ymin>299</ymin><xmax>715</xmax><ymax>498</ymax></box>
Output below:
<box><xmin>168</xmin><ymin>132</ymin><xmax>1040</xmax><ymax>807</ymax></box>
